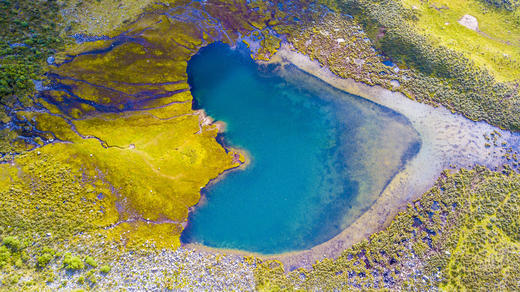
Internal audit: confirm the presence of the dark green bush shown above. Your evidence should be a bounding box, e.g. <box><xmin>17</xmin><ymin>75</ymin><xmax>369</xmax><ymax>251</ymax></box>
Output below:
<box><xmin>2</xmin><ymin>236</ymin><xmax>21</xmax><ymax>251</ymax></box>
<box><xmin>85</xmin><ymin>256</ymin><xmax>98</xmax><ymax>268</ymax></box>
<box><xmin>0</xmin><ymin>245</ymin><xmax>10</xmax><ymax>267</ymax></box>
<box><xmin>99</xmin><ymin>264</ymin><xmax>111</xmax><ymax>274</ymax></box>
<box><xmin>37</xmin><ymin>253</ymin><xmax>53</xmax><ymax>268</ymax></box>
<box><xmin>63</xmin><ymin>253</ymin><xmax>85</xmax><ymax>271</ymax></box>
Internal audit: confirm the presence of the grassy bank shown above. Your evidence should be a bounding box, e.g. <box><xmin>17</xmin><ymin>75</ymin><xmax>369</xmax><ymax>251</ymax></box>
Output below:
<box><xmin>318</xmin><ymin>0</ymin><xmax>520</xmax><ymax>131</ymax></box>
<box><xmin>253</xmin><ymin>166</ymin><xmax>520</xmax><ymax>290</ymax></box>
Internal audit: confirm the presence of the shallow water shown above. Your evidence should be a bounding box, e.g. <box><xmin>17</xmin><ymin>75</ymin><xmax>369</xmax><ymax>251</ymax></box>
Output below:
<box><xmin>181</xmin><ymin>42</ymin><xmax>421</xmax><ymax>254</ymax></box>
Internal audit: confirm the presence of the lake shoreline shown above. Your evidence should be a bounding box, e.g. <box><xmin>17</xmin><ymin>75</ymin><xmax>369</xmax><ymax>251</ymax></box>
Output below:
<box><xmin>184</xmin><ymin>42</ymin><xmax>519</xmax><ymax>269</ymax></box>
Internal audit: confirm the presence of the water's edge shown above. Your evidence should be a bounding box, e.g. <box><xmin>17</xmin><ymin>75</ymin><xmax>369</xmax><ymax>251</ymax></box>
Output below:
<box><xmin>183</xmin><ymin>43</ymin><xmax>519</xmax><ymax>268</ymax></box>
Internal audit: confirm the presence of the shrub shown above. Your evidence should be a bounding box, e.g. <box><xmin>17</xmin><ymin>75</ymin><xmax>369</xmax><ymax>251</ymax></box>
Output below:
<box><xmin>62</xmin><ymin>254</ymin><xmax>84</xmax><ymax>271</ymax></box>
<box><xmin>37</xmin><ymin>253</ymin><xmax>53</xmax><ymax>268</ymax></box>
<box><xmin>99</xmin><ymin>265</ymin><xmax>111</xmax><ymax>274</ymax></box>
<box><xmin>333</xmin><ymin>0</ymin><xmax>520</xmax><ymax>131</ymax></box>
<box><xmin>0</xmin><ymin>246</ymin><xmax>11</xmax><ymax>267</ymax></box>
<box><xmin>41</xmin><ymin>246</ymin><xmax>54</xmax><ymax>255</ymax></box>
<box><xmin>85</xmin><ymin>256</ymin><xmax>97</xmax><ymax>268</ymax></box>
<box><xmin>2</xmin><ymin>236</ymin><xmax>21</xmax><ymax>251</ymax></box>
<box><xmin>77</xmin><ymin>275</ymin><xmax>85</xmax><ymax>284</ymax></box>
<box><xmin>477</xmin><ymin>0</ymin><xmax>520</xmax><ymax>11</ymax></box>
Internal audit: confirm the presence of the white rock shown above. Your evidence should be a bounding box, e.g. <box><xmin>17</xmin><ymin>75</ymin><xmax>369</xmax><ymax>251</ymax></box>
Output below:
<box><xmin>458</xmin><ymin>14</ymin><xmax>479</xmax><ymax>31</ymax></box>
<box><xmin>390</xmin><ymin>80</ymin><xmax>400</xmax><ymax>88</ymax></box>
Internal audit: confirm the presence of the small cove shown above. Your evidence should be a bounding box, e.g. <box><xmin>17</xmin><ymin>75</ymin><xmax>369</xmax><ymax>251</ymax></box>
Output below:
<box><xmin>180</xmin><ymin>42</ymin><xmax>421</xmax><ymax>254</ymax></box>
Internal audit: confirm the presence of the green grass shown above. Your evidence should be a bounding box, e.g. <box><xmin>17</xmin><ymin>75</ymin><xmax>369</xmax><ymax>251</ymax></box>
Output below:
<box><xmin>2</xmin><ymin>0</ymin><xmax>520</xmax><ymax>289</ymax></box>
<box><xmin>400</xmin><ymin>0</ymin><xmax>520</xmax><ymax>82</ymax></box>
<box><xmin>315</xmin><ymin>0</ymin><xmax>520</xmax><ymax>131</ymax></box>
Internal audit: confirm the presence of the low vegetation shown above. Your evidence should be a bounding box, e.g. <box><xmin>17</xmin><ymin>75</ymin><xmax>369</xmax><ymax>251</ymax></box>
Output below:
<box><xmin>0</xmin><ymin>0</ymin><xmax>63</xmax><ymax>106</ymax></box>
<box><xmin>1</xmin><ymin>0</ymin><xmax>519</xmax><ymax>289</ymax></box>
<box><xmin>317</xmin><ymin>0</ymin><xmax>520</xmax><ymax>131</ymax></box>
<box><xmin>252</xmin><ymin>166</ymin><xmax>520</xmax><ymax>290</ymax></box>
<box><xmin>477</xmin><ymin>0</ymin><xmax>520</xmax><ymax>11</ymax></box>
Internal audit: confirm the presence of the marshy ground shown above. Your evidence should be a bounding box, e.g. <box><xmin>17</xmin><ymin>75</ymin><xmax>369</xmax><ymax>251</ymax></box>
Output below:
<box><xmin>0</xmin><ymin>0</ymin><xmax>519</xmax><ymax>290</ymax></box>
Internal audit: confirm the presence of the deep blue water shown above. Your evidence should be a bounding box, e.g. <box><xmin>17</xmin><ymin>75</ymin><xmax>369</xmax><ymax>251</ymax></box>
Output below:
<box><xmin>382</xmin><ymin>60</ymin><xmax>395</xmax><ymax>67</ymax></box>
<box><xmin>181</xmin><ymin>42</ymin><xmax>420</xmax><ymax>254</ymax></box>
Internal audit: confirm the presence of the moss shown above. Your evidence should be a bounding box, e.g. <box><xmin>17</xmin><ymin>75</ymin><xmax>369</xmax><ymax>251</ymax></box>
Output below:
<box><xmin>61</xmin><ymin>0</ymin><xmax>162</xmax><ymax>37</ymax></box>
<box><xmin>255</xmin><ymin>31</ymin><xmax>282</xmax><ymax>61</ymax></box>
<box><xmin>76</xmin><ymin>275</ymin><xmax>85</xmax><ymax>284</ymax></box>
<box><xmin>22</xmin><ymin>0</ymin><xmax>303</xmax><ymax>248</ymax></box>
<box><xmin>0</xmin><ymin>150</ymin><xmax>120</xmax><ymax>241</ymax></box>
<box><xmin>1</xmin><ymin>0</ymin><xmax>519</xmax><ymax>289</ymax></box>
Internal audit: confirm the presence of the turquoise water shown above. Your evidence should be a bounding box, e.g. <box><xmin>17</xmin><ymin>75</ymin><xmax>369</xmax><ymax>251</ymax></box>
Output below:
<box><xmin>181</xmin><ymin>42</ymin><xmax>421</xmax><ymax>254</ymax></box>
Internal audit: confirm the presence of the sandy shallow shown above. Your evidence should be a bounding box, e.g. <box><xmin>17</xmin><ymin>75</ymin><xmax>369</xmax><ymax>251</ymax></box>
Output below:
<box><xmin>185</xmin><ymin>43</ymin><xmax>520</xmax><ymax>269</ymax></box>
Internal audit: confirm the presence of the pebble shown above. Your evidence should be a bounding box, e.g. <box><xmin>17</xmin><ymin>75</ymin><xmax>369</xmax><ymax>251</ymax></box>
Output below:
<box><xmin>47</xmin><ymin>246</ymin><xmax>255</xmax><ymax>291</ymax></box>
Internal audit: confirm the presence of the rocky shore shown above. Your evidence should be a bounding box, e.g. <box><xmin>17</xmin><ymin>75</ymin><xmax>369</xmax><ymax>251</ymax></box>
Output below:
<box><xmin>47</xmin><ymin>246</ymin><xmax>255</xmax><ymax>291</ymax></box>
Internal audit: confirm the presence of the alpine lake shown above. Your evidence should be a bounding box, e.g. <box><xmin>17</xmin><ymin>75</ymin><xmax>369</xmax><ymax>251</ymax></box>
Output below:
<box><xmin>181</xmin><ymin>42</ymin><xmax>421</xmax><ymax>254</ymax></box>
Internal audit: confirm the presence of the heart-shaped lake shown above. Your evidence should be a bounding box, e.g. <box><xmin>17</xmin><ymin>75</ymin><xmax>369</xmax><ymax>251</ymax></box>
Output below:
<box><xmin>181</xmin><ymin>42</ymin><xmax>421</xmax><ymax>254</ymax></box>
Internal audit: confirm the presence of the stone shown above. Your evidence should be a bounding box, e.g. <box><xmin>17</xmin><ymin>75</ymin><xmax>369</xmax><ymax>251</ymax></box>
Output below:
<box><xmin>458</xmin><ymin>14</ymin><xmax>479</xmax><ymax>32</ymax></box>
